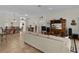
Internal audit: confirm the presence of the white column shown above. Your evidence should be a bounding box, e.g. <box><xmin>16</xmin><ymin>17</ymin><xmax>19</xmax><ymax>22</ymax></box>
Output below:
<box><xmin>20</xmin><ymin>17</ymin><xmax>26</xmax><ymax>32</ymax></box>
<box><xmin>25</xmin><ymin>14</ymin><xmax>28</xmax><ymax>31</ymax></box>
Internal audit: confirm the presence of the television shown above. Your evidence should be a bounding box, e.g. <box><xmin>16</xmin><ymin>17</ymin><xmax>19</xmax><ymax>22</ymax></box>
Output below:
<box><xmin>47</xmin><ymin>27</ymin><xmax>50</xmax><ymax>32</ymax></box>
<box><xmin>41</xmin><ymin>26</ymin><xmax>46</xmax><ymax>31</ymax></box>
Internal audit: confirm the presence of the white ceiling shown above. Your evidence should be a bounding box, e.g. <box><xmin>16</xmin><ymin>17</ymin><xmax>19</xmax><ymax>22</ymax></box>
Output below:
<box><xmin>0</xmin><ymin>5</ymin><xmax>79</xmax><ymax>17</ymax></box>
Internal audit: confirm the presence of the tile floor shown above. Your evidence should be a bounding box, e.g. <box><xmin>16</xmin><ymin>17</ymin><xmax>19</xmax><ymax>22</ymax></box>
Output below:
<box><xmin>0</xmin><ymin>33</ymin><xmax>79</xmax><ymax>53</ymax></box>
<box><xmin>0</xmin><ymin>33</ymin><xmax>41</xmax><ymax>53</ymax></box>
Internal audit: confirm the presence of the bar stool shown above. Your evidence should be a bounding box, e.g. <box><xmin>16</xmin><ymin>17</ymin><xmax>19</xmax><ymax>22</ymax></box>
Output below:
<box><xmin>0</xmin><ymin>30</ymin><xmax>7</xmax><ymax>47</ymax></box>
<box><xmin>0</xmin><ymin>33</ymin><xmax>4</xmax><ymax>46</ymax></box>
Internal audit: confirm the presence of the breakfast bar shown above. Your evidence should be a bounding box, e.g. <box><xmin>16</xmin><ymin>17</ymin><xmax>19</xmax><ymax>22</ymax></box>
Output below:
<box><xmin>22</xmin><ymin>31</ymin><xmax>71</xmax><ymax>53</ymax></box>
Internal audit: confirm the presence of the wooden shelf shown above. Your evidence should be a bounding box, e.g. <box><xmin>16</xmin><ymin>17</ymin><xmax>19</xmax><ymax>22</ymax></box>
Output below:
<box><xmin>50</xmin><ymin>18</ymin><xmax>66</xmax><ymax>36</ymax></box>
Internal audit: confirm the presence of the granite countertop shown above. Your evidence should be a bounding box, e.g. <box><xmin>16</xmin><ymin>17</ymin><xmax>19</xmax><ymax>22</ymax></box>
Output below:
<box><xmin>26</xmin><ymin>31</ymin><xmax>70</xmax><ymax>42</ymax></box>
<box><xmin>24</xmin><ymin>31</ymin><xmax>71</xmax><ymax>50</ymax></box>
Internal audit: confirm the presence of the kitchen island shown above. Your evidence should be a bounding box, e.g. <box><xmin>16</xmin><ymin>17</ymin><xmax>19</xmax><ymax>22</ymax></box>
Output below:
<box><xmin>22</xmin><ymin>31</ymin><xmax>71</xmax><ymax>53</ymax></box>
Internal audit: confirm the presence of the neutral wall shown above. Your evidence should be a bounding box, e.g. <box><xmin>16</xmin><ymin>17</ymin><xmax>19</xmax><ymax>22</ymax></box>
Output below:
<box><xmin>0</xmin><ymin>8</ymin><xmax>79</xmax><ymax>34</ymax></box>
<box><xmin>0</xmin><ymin>11</ymin><xmax>20</xmax><ymax>28</ymax></box>
<box><xmin>52</xmin><ymin>9</ymin><xmax>79</xmax><ymax>34</ymax></box>
<box><xmin>27</xmin><ymin>9</ymin><xmax>79</xmax><ymax>34</ymax></box>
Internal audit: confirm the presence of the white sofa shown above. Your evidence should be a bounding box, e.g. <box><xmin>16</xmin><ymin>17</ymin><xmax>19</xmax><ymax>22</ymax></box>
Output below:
<box><xmin>22</xmin><ymin>31</ymin><xmax>71</xmax><ymax>53</ymax></box>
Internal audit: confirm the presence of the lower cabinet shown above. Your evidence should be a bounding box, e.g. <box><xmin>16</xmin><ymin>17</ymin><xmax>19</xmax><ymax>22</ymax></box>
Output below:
<box><xmin>24</xmin><ymin>33</ymin><xmax>71</xmax><ymax>53</ymax></box>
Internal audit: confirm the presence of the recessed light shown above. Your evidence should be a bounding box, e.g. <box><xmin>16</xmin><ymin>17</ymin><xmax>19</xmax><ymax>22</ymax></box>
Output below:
<box><xmin>48</xmin><ymin>8</ymin><xmax>53</xmax><ymax>10</ymax></box>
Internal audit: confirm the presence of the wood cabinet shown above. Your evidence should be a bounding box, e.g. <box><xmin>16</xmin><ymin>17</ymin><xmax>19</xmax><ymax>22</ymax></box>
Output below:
<box><xmin>50</xmin><ymin>18</ymin><xmax>66</xmax><ymax>36</ymax></box>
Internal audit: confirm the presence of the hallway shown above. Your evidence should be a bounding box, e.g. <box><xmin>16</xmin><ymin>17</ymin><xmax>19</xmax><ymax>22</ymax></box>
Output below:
<box><xmin>0</xmin><ymin>33</ymin><xmax>41</xmax><ymax>53</ymax></box>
